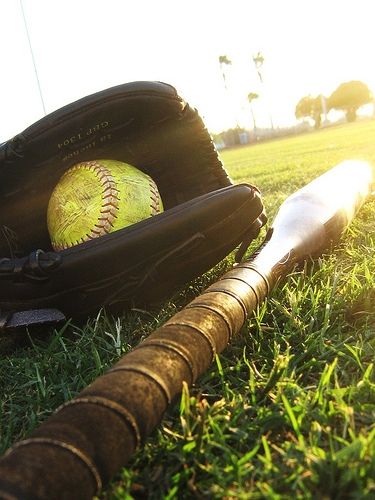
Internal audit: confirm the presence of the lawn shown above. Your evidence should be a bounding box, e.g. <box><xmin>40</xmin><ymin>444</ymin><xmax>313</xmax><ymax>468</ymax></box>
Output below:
<box><xmin>1</xmin><ymin>119</ymin><xmax>374</xmax><ymax>499</ymax></box>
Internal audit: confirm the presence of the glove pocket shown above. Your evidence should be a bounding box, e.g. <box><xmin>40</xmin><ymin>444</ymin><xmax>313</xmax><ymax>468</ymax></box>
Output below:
<box><xmin>0</xmin><ymin>184</ymin><xmax>265</xmax><ymax>321</ymax></box>
<box><xmin>0</xmin><ymin>81</ymin><xmax>230</xmax><ymax>256</ymax></box>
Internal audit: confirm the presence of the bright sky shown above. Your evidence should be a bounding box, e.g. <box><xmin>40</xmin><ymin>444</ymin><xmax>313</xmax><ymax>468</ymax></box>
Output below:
<box><xmin>1</xmin><ymin>0</ymin><xmax>375</xmax><ymax>142</ymax></box>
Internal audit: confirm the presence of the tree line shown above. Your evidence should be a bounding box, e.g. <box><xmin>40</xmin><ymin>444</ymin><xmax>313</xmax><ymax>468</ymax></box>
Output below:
<box><xmin>217</xmin><ymin>53</ymin><xmax>373</xmax><ymax>146</ymax></box>
<box><xmin>295</xmin><ymin>81</ymin><xmax>373</xmax><ymax>129</ymax></box>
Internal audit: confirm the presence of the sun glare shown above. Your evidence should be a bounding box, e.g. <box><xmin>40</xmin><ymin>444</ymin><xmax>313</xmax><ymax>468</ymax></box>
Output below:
<box><xmin>1</xmin><ymin>0</ymin><xmax>375</xmax><ymax>141</ymax></box>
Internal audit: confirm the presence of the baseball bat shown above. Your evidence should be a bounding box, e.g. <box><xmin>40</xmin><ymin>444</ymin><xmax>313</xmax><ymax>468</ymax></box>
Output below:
<box><xmin>0</xmin><ymin>160</ymin><xmax>372</xmax><ymax>500</ymax></box>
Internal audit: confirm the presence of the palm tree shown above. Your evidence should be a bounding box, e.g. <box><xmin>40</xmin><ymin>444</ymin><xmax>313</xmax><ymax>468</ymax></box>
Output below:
<box><xmin>247</xmin><ymin>92</ymin><xmax>259</xmax><ymax>132</ymax></box>
<box><xmin>252</xmin><ymin>51</ymin><xmax>274</xmax><ymax>130</ymax></box>
<box><xmin>219</xmin><ymin>55</ymin><xmax>232</xmax><ymax>91</ymax></box>
<box><xmin>252</xmin><ymin>52</ymin><xmax>264</xmax><ymax>83</ymax></box>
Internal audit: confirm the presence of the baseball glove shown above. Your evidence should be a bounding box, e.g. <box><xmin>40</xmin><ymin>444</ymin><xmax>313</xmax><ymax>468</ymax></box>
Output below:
<box><xmin>0</xmin><ymin>81</ymin><xmax>266</xmax><ymax>332</ymax></box>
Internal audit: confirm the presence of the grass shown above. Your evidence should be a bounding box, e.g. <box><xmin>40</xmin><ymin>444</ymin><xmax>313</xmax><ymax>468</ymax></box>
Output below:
<box><xmin>1</xmin><ymin>119</ymin><xmax>375</xmax><ymax>499</ymax></box>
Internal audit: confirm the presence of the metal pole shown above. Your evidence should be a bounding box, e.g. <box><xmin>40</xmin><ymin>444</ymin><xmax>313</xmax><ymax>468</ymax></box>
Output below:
<box><xmin>20</xmin><ymin>0</ymin><xmax>47</xmax><ymax>116</ymax></box>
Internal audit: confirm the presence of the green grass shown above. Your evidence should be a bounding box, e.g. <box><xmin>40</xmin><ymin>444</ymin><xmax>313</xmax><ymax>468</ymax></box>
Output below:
<box><xmin>1</xmin><ymin>119</ymin><xmax>375</xmax><ymax>499</ymax></box>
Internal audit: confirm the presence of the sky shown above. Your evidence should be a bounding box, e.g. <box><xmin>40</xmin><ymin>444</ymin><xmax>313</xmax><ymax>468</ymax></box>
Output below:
<box><xmin>1</xmin><ymin>0</ymin><xmax>375</xmax><ymax>142</ymax></box>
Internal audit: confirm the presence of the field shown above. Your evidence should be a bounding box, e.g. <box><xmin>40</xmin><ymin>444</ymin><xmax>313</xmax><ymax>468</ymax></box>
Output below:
<box><xmin>1</xmin><ymin>119</ymin><xmax>375</xmax><ymax>498</ymax></box>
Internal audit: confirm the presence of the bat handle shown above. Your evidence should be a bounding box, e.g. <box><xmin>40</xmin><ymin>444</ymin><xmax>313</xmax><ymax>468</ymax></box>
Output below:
<box><xmin>149</xmin><ymin>261</ymin><xmax>271</xmax><ymax>381</ymax></box>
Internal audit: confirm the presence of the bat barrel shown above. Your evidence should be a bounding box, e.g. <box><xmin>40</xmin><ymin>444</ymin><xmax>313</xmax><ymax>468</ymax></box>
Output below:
<box><xmin>253</xmin><ymin>160</ymin><xmax>373</xmax><ymax>273</ymax></box>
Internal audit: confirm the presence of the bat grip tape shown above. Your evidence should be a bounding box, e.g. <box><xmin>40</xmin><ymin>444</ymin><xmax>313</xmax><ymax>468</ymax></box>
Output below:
<box><xmin>6</xmin><ymin>437</ymin><xmax>102</xmax><ymax>496</ymax></box>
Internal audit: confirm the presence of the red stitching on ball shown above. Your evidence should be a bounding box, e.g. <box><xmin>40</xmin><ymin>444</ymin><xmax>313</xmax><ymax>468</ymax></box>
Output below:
<box><xmin>148</xmin><ymin>178</ymin><xmax>161</xmax><ymax>216</ymax></box>
<box><xmin>75</xmin><ymin>161</ymin><xmax>120</xmax><ymax>243</ymax></box>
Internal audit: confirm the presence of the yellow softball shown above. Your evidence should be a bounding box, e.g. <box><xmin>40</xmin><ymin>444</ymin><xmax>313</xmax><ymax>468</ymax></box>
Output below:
<box><xmin>47</xmin><ymin>159</ymin><xmax>163</xmax><ymax>251</ymax></box>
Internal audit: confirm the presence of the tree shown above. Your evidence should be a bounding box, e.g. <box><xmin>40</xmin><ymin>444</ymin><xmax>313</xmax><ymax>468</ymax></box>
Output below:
<box><xmin>295</xmin><ymin>95</ymin><xmax>323</xmax><ymax>129</ymax></box>
<box><xmin>252</xmin><ymin>51</ymin><xmax>274</xmax><ymax>130</ymax></box>
<box><xmin>219</xmin><ymin>55</ymin><xmax>232</xmax><ymax>90</ymax></box>
<box><xmin>218</xmin><ymin>55</ymin><xmax>241</xmax><ymax>139</ymax></box>
<box><xmin>252</xmin><ymin>52</ymin><xmax>264</xmax><ymax>83</ymax></box>
<box><xmin>247</xmin><ymin>92</ymin><xmax>259</xmax><ymax>132</ymax></box>
<box><xmin>327</xmin><ymin>80</ymin><xmax>373</xmax><ymax>122</ymax></box>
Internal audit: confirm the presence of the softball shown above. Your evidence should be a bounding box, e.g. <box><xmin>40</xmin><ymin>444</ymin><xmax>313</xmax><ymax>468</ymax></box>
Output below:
<box><xmin>47</xmin><ymin>159</ymin><xmax>163</xmax><ymax>251</ymax></box>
